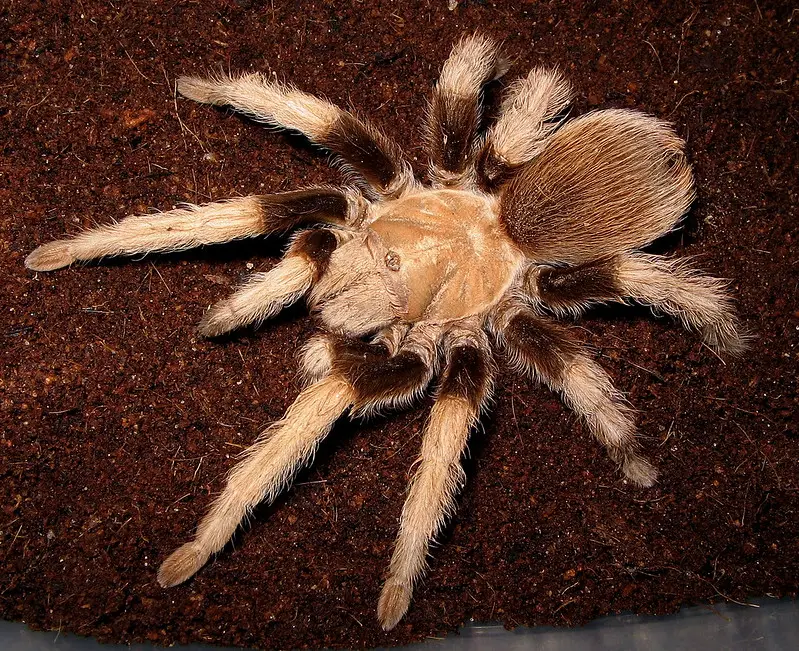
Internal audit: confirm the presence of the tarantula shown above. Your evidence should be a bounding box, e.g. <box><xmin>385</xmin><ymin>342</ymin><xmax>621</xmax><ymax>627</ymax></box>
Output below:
<box><xmin>25</xmin><ymin>35</ymin><xmax>744</xmax><ymax>630</ymax></box>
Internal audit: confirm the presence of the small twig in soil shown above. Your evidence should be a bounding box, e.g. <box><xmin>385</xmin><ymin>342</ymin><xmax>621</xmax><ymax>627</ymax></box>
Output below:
<box><xmin>192</xmin><ymin>455</ymin><xmax>207</xmax><ymax>481</ymax></box>
<box><xmin>334</xmin><ymin>607</ymin><xmax>363</xmax><ymax>627</ymax></box>
<box><xmin>669</xmin><ymin>90</ymin><xmax>700</xmax><ymax>117</ymax></box>
<box><xmin>643</xmin><ymin>40</ymin><xmax>663</xmax><ymax>72</ymax></box>
<box><xmin>5</xmin><ymin>524</ymin><xmax>24</xmax><ymax>554</ymax></box>
<box><xmin>660</xmin><ymin>419</ymin><xmax>677</xmax><ymax>446</ymax></box>
<box><xmin>170</xmin><ymin>78</ymin><xmax>207</xmax><ymax>152</ymax></box>
<box><xmin>167</xmin><ymin>493</ymin><xmax>192</xmax><ymax>509</ymax></box>
<box><xmin>560</xmin><ymin>581</ymin><xmax>580</xmax><ymax>595</ymax></box>
<box><xmin>600</xmin><ymin>353</ymin><xmax>665</xmax><ymax>382</ymax></box>
<box><xmin>699</xmin><ymin>602</ymin><xmax>732</xmax><ymax>622</ymax></box>
<box><xmin>691</xmin><ymin>572</ymin><xmax>760</xmax><ymax>608</ymax></box>
<box><xmin>740</xmin><ymin>481</ymin><xmax>750</xmax><ymax>527</ymax></box>
<box><xmin>632</xmin><ymin>495</ymin><xmax>669</xmax><ymax>504</ymax></box>
<box><xmin>122</xmin><ymin>45</ymin><xmax>156</xmax><ymax>84</ymax></box>
<box><xmin>701</xmin><ymin>341</ymin><xmax>725</xmax><ymax>363</ymax></box>
<box><xmin>510</xmin><ymin>390</ymin><xmax>524</xmax><ymax>446</ymax></box>
<box><xmin>553</xmin><ymin>597</ymin><xmax>578</xmax><ymax>614</ymax></box>
<box><xmin>733</xmin><ymin>421</ymin><xmax>783</xmax><ymax>488</ymax></box>
<box><xmin>24</xmin><ymin>90</ymin><xmax>54</xmax><ymax>120</ymax></box>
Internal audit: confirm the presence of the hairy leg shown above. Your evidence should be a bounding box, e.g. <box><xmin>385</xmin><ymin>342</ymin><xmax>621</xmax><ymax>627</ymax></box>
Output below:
<box><xmin>301</xmin><ymin>325</ymin><xmax>440</xmax><ymax>415</ymax></box>
<box><xmin>198</xmin><ymin>229</ymin><xmax>344</xmax><ymax>337</ymax></box>
<box><xmin>378</xmin><ymin>328</ymin><xmax>494</xmax><ymax>631</ymax></box>
<box><xmin>427</xmin><ymin>33</ymin><xmax>508</xmax><ymax>187</ymax></box>
<box><xmin>178</xmin><ymin>74</ymin><xmax>414</xmax><ymax>198</ymax></box>
<box><xmin>159</xmin><ymin>330</ymin><xmax>437</xmax><ymax>588</ymax></box>
<box><xmin>478</xmin><ymin>67</ymin><xmax>573</xmax><ymax>189</ymax></box>
<box><xmin>492</xmin><ymin>298</ymin><xmax>657</xmax><ymax>487</ymax></box>
<box><xmin>299</xmin><ymin>323</ymin><xmax>410</xmax><ymax>386</ymax></box>
<box><xmin>25</xmin><ymin>187</ymin><xmax>365</xmax><ymax>272</ymax></box>
<box><xmin>157</xmin><ymin>375</ymin><xmax>355</xmax><ymax>588</ymax></box>
<box><xmin>528</xmin><ymin>253</ymin><xmax>747</xmax><ymax>354</ymax></box>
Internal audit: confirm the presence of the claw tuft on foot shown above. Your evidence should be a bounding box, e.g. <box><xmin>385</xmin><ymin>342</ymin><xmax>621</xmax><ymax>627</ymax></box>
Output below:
<box><xmin>623</xmin><ymin>455</ymin><xmax>658</xmax><ymax>488</ymax></box>
<box><xmin>377</xmin><ymin>581</ymin><xmax>411</xmax><ymax>631</ymax></box>
<box><xmin>25</xmin><ymin>241</ymin><xmax>75</xmax><ymax>272</ymax></box>
<box><xmin>197</xmin><ymin>301</ymin><xmax>237</xmax><ymax>338</ymax></box>
<box><xmin>177</xmin><ymin>76</ymin><xmax>221</xmax><ymax>105</ymax></box>
<box><xmin>157</xmin><ymin>542</ymin><xmax>207</xmax><ymax>588</ymax></box>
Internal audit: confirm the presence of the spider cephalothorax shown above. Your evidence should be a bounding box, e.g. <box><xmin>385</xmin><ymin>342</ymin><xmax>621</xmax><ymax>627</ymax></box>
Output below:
<box><xmin>25</xmin><ymin>35</ymin><xmax>744</xmax><ymax>630</ymax></box>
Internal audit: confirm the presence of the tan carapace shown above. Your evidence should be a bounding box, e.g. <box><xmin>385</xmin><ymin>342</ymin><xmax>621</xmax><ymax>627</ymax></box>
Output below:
<box><xmin>315</xmin><ymin>189</ymin><xmax>523</xmax><ymax>330</ymax></box>
<box><xmin>25</xmin><ymin>34</ymin><xmax>746</xmax><ymax>631</ymax></box>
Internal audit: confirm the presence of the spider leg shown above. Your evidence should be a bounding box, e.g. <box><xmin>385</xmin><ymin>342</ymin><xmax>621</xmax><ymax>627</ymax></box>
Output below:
<box><xmin>158</xmin><ymin>329</ymin><xmax>437</xmax><ymax>588</ymax></box>
<box><xmin>157</xmin><ymin>374</ymin><xmax>355</xmax><ymax>588</ymax></box>
<box><xmin>477</xmin><ymin>67</ymin><xmax>573</xmax><ymax>189</ymax></box>
<box><xmin>197</xmin><ymin>228</ymin><xmax>344</xmax><ymax>338</ymax></box>
<box><xmin>427</xmin><ymin>34</ymin><xmax>508</xmax><ymax>188</ymax></box>
<box><xmin>331</xmin><ymin>325</ymin><xmax>439</xmax><ymax>416</ymax></box>
<box><xmin>378</xmin><ymin>328</ymin><xmax>494</xmax><ymax>631</ymax></box>
<box><xmin>527</xmin><ymin>253</ymin><xmax>747</xmax><ymax>354</ymax></box>
<box><xmin>492</xmin><ymin>298</ymin><xmax>657</xmax><ymax>488</ymax></box>
<box><xmin>25</xmin><ymin>187</ymin><xmax>366</xmax><ymax>272</ymax></box>
<box><xmin>300</xmin><ymin>324</ymin><xmax>439</xmax><ymax>414</ymax></box>
<box><xmin>177</xmin><ymin>74</ymin><xmax>414</xmax><ymax>198</ymax></box>
<box><xmin>299</xmin><ymin>323</ymin><xmax>412</xmax><ymax>386</ymax></box>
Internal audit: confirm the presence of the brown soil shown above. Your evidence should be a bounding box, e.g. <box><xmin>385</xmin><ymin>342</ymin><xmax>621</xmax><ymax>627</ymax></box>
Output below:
<box><xmin>1</xmin><ymin>1</ymin><xmax>797</xmax><ymax>649</ymax></box>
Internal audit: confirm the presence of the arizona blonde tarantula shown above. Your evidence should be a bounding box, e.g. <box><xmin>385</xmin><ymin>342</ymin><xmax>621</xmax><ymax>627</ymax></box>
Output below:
<box><xmin>26</xmin><ymin>35</ymin><xmax>744</xmax><ymax>630</ymax></box>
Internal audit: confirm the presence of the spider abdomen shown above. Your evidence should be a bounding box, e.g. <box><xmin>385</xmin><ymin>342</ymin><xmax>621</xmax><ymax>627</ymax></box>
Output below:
<box><xmin>498</xmin><ymin>109</ymin><xmax>695</xmax><ymax>265</ymax></box>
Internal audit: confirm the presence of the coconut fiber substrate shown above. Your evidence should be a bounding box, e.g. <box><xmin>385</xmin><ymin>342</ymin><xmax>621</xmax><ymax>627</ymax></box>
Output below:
<box><xmin>1</xmin><ymin>1</ymin><xmax>797</xmax><ymax>649</ymax></box>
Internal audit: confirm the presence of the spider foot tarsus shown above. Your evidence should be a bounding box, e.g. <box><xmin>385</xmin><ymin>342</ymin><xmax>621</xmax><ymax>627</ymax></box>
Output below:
<box><xmin>702</xmin><ymin>317</ymin><xmax>750</xmax><ymax>357</ymax></box>
<box><xmin>197</xmin><ymin>299</ymin><xmax>240</xmax><ymax>338</ymax></box>
<box><xmin>621</xmin><ymin>453</ymin><xmax>658</xmax><ymax>488</ymax></box>
<box><xmin>175</xmin><ymin>75</ymin><xmax>226</xmax><ymax>106</ymax></box>
<box><xmin>25</xmin><ymin>239</ymin><xmax>75</xmax><ymax>272</ymax></box>
<box><xmin>157</xmin><ymin>542</ymin><xmax>209</xmax><ymax>588</ymax></box>
<box><xmin>377</xmin><ymin>581</ymin><xmax>411</xmax><ymax>631</ymax></box>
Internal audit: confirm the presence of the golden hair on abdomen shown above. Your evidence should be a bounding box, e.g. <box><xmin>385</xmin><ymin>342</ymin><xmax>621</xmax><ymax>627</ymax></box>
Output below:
<box><xmin>499</xmin><ymin>109</ymin><xmax>695</xmax><ymax>264</ymax></box>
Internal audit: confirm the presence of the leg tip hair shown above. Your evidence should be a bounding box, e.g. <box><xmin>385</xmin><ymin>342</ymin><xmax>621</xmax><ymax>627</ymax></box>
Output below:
<box><xmin>157</xmin><ymin>542</ymin><xmax>208</xmax><ymax>588</ymax></box>
<box><xmin>176</xmin><ymin>75</ymin><xmax>222</xmax><ymax>105</ymax></box>
<box><xmin>197</xmin><ymin>300</ymin><xmax>237</xmax><ymax>338</ymax></box>
<box><xmin>623</xmin><ymin>455</ymin><xmax>658</xmax><ymax>488</ymax></box>
<box><xmin>377</xmin><ymin>581</ymin><xmax>411</xmax><ymax>631</ymax></box>
<box><xmin>25</xmin><ymin>240</ymin><xmax>75</xmax><ymax>272</ymax></box>
<box><xmin>703</xmin><ymin>321</ymin><xmax>751</xmax><ymax>357</ymax></box>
